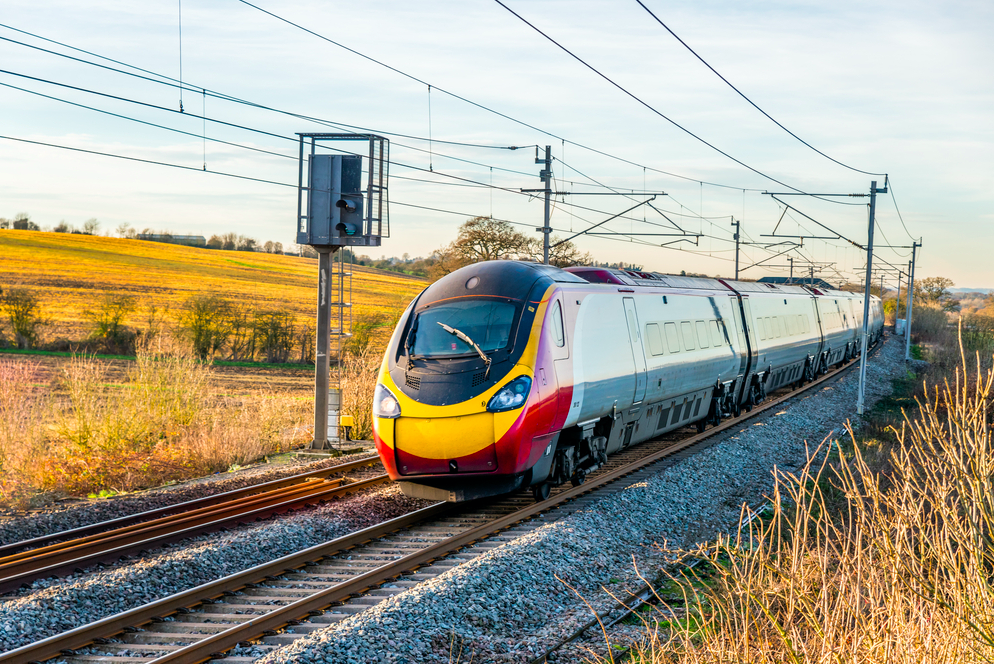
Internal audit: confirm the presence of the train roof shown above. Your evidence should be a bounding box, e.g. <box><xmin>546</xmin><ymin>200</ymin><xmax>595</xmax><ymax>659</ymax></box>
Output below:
<box><xmin>719</xmin><ymin>280</ymin><xmax>814</xmax><ymax>296</ymax></box>
<box><xmin>564</xmin><ymin>266</ymin><xmax>727</xmax><ymax>291</ymax></box>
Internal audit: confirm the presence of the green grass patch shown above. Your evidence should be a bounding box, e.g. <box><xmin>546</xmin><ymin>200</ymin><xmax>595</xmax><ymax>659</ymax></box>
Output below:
<box><xmin>0</xmin><ymin>347</ymin><xmax>134</xmax><ymax>361</ymax></box>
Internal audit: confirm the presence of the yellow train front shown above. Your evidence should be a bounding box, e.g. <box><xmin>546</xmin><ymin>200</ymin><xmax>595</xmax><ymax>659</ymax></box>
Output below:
<box><xmin>372</xmin><ymin>261</ymin><xmax>575</xmax><ymax>502</ymax></box>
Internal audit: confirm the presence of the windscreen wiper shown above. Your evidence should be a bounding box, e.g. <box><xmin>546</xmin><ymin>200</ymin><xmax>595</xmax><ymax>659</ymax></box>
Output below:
<box><xmin>437</xmin><ymin>322</ymin><xmax>492</xmax><ymax>379</ymax></box>
<box><xmin>405</xmin><ymin>316</ymin><xmax>419</xmax><ymax>371</ymax></box>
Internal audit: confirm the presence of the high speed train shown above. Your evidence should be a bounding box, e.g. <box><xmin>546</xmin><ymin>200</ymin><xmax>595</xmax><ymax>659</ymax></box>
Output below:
<box><xmin>372</xmin><ymin>260</ymin><xmax>883</xmax><ymax>502</ymax></box>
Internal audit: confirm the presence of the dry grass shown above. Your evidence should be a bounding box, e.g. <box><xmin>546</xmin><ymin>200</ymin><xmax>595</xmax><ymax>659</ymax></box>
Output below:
<box><xmin>599</xmin><ymin>343</ymin><xmax>994</xmax><ymax>664</ymax></box>
<box><xmin>0</xmin><ymin>336</ymin><xmax>311</xmax><ymax>508</ymax></box>
<box><xmin>341</xmin><ymin>348</ymin><xmax>380</xmax><ymax>441</ymax></box>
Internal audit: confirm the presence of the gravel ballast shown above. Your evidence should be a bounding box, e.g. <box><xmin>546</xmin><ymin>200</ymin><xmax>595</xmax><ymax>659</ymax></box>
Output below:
<box><xmin>256</xmin><ymin>337</ymin><xmax>910</xmax><ymax>664</ymax></box>
<box><xmin>0</xmin><ymin>484</ymin><xmax>432</xmax><ymax>653</ymax></box>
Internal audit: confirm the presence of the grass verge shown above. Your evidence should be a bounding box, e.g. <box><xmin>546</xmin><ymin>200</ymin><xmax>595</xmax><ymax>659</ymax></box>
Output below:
<box><xmin>595</xmin><ymin>335</ymin><xmax>994</xmax><ymax>663</ymax></box>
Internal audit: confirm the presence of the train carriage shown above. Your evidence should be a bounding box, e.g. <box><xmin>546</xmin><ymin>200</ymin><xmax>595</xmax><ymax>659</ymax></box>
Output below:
<box><xmin>373</xmin><ymin>260</ymin><xmax>883</xmax><ymax>503</ymax></box>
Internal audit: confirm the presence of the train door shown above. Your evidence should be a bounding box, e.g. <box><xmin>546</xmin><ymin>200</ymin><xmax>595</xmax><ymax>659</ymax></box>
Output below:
<box><xmin>622</xmin><ymin>297</ymin><xmax>647</xmax><ymax>405</ymax></box>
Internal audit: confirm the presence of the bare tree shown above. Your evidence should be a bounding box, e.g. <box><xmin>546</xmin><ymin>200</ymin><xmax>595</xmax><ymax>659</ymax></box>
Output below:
<box><xmin>82</xmin><ymin>218</ymin><xmax>100</xmax><ymax>235</ymax></box>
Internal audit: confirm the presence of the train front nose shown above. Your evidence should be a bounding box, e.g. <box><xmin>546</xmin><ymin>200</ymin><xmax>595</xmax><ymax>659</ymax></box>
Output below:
<box><xmin>392</xmin><ymin>412</ymin><xmax>499</xmax><ymax>475</ymax></box>
<box><xmin>373</xmin><ymin>374</ymin><xmax>534</xmax><ymax>479</ymax></box>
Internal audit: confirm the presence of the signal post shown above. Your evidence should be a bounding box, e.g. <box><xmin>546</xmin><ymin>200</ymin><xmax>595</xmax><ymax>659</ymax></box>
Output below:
<box><xmin>296</xmin><ymin>133</ymin><xmax>390</xmax><ymax>450</ymax></box>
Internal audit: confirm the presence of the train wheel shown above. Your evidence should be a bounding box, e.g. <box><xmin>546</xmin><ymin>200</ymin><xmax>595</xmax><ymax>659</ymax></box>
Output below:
<box><xmin>532</xmin><ymin>483</ymin><xmax>551</xmax><ymax>502</ymax></box>
<box><xmin>570</xmin><ymin>469</ymin><xmax>586</xmax><ymax>487</ymax></box>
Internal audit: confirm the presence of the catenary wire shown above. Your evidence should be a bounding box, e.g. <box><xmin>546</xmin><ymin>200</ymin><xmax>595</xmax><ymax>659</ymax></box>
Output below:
<box><xmin>634</xmin><ymin>0</ymin><xmax>885</xmax><ymax>177</ymax></box>
<box><xmin>491</xmin><ymin>0</ymin><xmax>868</xmax><ymax>203</ymax></box>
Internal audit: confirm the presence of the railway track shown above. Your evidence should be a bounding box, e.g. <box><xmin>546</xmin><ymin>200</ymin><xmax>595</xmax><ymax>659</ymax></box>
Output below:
<box><xmin>0</xmin><ymin>456</ymin><xmax>385</xmax><ymax>595</ymax></box>
<box><xmin>529</xmin><ymin>343</ymin><xmax>882</xmax><ymax>664</ymax></box>
<box><xmin>1</xmin><ymin>352</ymin><xmax>866</xmax><ymax>664</ymax></box>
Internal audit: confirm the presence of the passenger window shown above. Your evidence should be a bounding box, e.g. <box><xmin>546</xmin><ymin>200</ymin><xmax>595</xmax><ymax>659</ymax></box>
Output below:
<box><xmin>757</xmin><ymin>318</ymin><xmax>766</xmax><ymax>340</ymax></box>
<box><xmin>774</xmin><ymin>317</ymin><xmax>781</xmax><ymax>338</ymax></box>
<box><xmin>551</xmin><ymin>300</ymin><xmax>565</xmax><ymax>347</ymax></box>
<box><xmin>787</xmin><ymin>316</ymin><xmax>795</xmax><ymax>336</ymax></box>
<box><xmin>664</xmin><ymin>322</ymin><xmax>680</xmax><ymax>353</ymax></box>
<box><xmin>696</xmin><ymin>321</ymin><xmax>709</xmax><ymax>348</ymax></box>
<box><xmin>681</xmin><ymin>321</ymin><xmax>696</xmax><ymax>350</ymax></box>
<box><xmin>646</xmin><ymin>323</ymin><xmax>664</xmax><ymax>357</ymax></box>
<box><xmin>709</xmin><ymin>320</ymin><xmax>722</xmax><ymax>346</ymax></box>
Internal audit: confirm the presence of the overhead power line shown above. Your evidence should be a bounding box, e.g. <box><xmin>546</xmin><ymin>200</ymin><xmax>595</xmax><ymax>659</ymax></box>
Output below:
<box><xmin>221</xmin><ymin>4</ymin><xmax>765</xmax><ymax>192</ymax></box>
<box><xmin>634</xmin><ymin>0</ymin><xmax>885</xmax><ymax>177</ymax></box>
<box><xmin>492</xmin><ymin>0</ymin><xmax>829</xmax><ymax>196</ymax></box>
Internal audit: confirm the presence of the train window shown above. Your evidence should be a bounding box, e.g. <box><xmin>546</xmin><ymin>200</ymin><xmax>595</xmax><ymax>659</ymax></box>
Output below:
<box><xmin>696</xmin><ymin>321</ymin><xmax>709</xmax><ymax>348</ymax></box>
<box><xmin>774</xmin><ymin>317</ymin><xmax>782</xmax><ymax>338</ymax></box>
<box><xmin>646</xmin><ymin>323</ymin><xmax>664</xmax><ymax>356</ymax></box>
<box><xmin>787</xmin><ymin>316</ymin><xmax>796</xmax><ymax>336</ymax></box>
<box><xmin>412</xmin><ymin>300</ymin><xmax>517</xmax><ymax>357</ymax></box>
<box><xmin>709</xmin><ymin>320</ymin><xmax>723</xmax><ymax>346</ymax></box>
<box><xmin>664</xmin><ymin>322</ymin><xmax>680</xmax><ymax>353</ymax></box>
<box><xmin>551</xmin><ymin>300</ymin><xmax>565</xmax><ymax>347</ymax></box>
<box><xmin>681</xmin><ymin>322</ymin><xmax>696</xmax><ymax>350</ymax></box>
<box><xmin>757</xmin><ymin>318</ymin><xmax>766</xmax><ymax>341</ymax></box>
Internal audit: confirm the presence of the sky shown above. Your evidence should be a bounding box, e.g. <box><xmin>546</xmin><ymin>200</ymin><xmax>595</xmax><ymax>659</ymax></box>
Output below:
<box><xmin>2</xmin><ymin>0</ymin><xmax>992</xmax><ymax>289</ymax></box>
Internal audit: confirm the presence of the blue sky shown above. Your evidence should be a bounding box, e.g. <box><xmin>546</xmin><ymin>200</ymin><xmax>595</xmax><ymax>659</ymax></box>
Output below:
<box><xmin>2</xmin><ymin>0</ymin><xmax>992</xmax><ymax>288</ymax></box>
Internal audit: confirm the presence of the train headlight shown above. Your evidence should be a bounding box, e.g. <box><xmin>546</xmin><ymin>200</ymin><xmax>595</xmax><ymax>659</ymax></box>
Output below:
<box><xmin>487</xmin><ymin>376</ymin><xmax>532</xmax><ymax>412</ymax></box>
<box><xmin>373</xmin><ymin>384</ymin><xmax>401</xmax><ymax>419</ymax></box>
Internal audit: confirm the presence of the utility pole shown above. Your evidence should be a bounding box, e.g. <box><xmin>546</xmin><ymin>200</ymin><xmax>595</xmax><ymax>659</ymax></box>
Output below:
<box><xmin>905</xmin><ymin>242</ymin><xmax>920</xmax><ymax>360</ymax></box>
<box><xmin>731</xmin><ymin>217</ymin><xmax>740</xmax><ymax>279</ymax></box>
<box><xmin>809</xmin><ymin>266</ymin><xmax>815</xmax><ymax>285</ymax></box>
<box><xmin>788</xmin><ymin>257</ymin><xmax>794</xmax><ymax>284</ymax></box>
<box><xmin>895</xmin><ymin>269</ymin><xmax>902</xmax><ymax>332</ymax></box>
<box><xmin>857</xmin><ymin>179</ymin><xmax>887</xmax><ymax>415</ymax></box>
<box><xmin>537</xmin><ymin>146</ymin><xmax>552</xmax><ymax>264</ymax></box>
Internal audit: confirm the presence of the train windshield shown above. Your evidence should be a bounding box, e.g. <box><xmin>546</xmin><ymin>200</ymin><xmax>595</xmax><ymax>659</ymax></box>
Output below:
<box><xmin>410</xmin><ymin>299</ymin><xmax>517</xmax><ymax>358</ymax></box>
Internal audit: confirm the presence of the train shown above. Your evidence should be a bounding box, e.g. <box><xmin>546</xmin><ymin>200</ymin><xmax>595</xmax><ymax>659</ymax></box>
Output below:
<box><xmin>372</xmin><ymin>260</ymin><xmax>884</xmax><ymax>502</ymax></box>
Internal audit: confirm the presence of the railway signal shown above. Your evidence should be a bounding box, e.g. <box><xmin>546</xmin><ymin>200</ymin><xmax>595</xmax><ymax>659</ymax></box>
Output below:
<box><xmin>296</xmin><ymin>133</ymin><xmax>390</xmax><ymax>451</ymax></box>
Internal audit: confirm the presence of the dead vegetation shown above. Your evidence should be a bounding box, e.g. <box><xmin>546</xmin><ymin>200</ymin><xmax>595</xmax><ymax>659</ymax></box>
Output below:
<box><xmin>600</xmin><ymin>330</ymin><xmax>994</xmax><ymax>663</ymax></box>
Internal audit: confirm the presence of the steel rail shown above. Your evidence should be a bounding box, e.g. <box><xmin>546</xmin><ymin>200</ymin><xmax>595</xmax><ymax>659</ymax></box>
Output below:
<box><xmin>0</xmin><ymin>481</ymin><xmax>343</xmax><ymax>567</ymax></box>
<box><xmin>0</xmin><ymin>455</ymin><xmax>382</xmax><ymax>558</ymax></box>
<box><xmin>2</xmin><ymin>348</ymin><xmax>872</xmax><ymax>664</ymax></box>
<box><xmin>0</xmin><ymin>475</ymin><xmax>390</xmax><ymax>595</ymax></box>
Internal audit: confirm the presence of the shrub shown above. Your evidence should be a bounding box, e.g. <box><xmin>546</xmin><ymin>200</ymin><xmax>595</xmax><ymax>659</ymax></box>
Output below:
<box><xmin>910</xmin><ymin>303</ymin><xmax>949</xmax><ymax>341</ymax></box>
<box><xmin>178</xmin><ymin>294</ymin><xmax>232</xmax><ymax>359</ymax></box>
<box><xmin>84</xmin><ymin>293</ymin><xmax>137</xmax><ymax>353</ymax></box>
<box><xmin>0</xmin><ymin>286</ymin><xmax>45</xmax><ymax>348</ymax></box>
<box><xmin>254</xmin><ymin>310</ymin><xmax>295</xmax><ymax>363</ymax></box>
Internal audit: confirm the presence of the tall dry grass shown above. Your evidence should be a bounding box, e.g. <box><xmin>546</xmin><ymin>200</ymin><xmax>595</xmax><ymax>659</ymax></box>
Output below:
<box><xmin>0</xmin><ymin>359</ymin><xmax>49</xmax><ymax>504</ymax></box>
<box><xmin>341</xmin><ymin>348</ymin><xmax>380</xmax><ymax>441</ymax></box>
<box><xmin>605</xmin><ymin>344</ymin><xmax>994</xmax><ymax>663</ymax></box>
<box><xmin>0</xmin><ymin>336</ymin><xmax>310</xmax><ymax>507</ymax></box>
